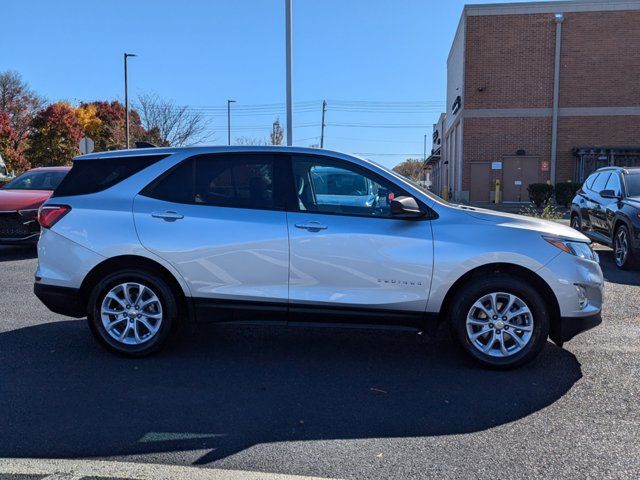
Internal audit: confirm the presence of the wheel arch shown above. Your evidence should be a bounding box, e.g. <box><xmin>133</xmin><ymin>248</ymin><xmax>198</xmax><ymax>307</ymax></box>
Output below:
<box><xmin>79</xmin><ymin>255</ymin><xmax>191</xmax><ymax>321</ymax></box>
<box><xmin>439</xmin><ymin>262</ymin><xmax>561</xmax><ymax>341</ymax></box>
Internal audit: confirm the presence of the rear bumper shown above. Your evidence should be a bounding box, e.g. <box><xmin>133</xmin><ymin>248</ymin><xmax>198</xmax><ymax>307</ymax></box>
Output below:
<box><xmin>555</xmin><ymin>312</ymin><xmax>602</xmax><ymax>343</ymax></box>
<box><xmin>34</xmin><ymin>282</ymin><xmax>85</xmax><ymax>318</ymax></box>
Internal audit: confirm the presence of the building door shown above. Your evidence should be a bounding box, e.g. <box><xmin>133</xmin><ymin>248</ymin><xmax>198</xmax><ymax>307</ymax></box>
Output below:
<box><xmin>469</xmin><ymin>163</ymin><xmax>491</xmax><ymax>202</ymax></box>
<box><xmin>502</xmin><ymin>156</ymin><xmax>540</xmax><ymax>202</ymax></box>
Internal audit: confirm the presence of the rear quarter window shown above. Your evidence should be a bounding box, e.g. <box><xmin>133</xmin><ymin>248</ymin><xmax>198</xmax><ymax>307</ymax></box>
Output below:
<box><xmin>53</xmin><ymin>154</ymin><xmax>168</xmax><ymax>197</ymax></box>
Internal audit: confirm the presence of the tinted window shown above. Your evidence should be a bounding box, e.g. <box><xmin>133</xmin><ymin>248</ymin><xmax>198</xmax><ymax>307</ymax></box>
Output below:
<box><xmin>292</xmin><ymin>156</ymin><xmax>405</xmax><ymax>217</ymax></box>
<box><xmin>590</xmin><ymin>172</ymin><xmax>610</xmax><ymax>194</ymax></box>
<box><xmin>604</xmin><ymin>173</ymin><xmax>622</xmax><ymax>196</ymax></box>
<box><xmin>53</xmin><ymin>155</ymin><xmax>167</xmax><ymax>197</ymax></box>
<box><xmin>3</xmin><ymin>170</ymin><xmax>67</xmax><ymax>191</ymax></box>
<box><xmin>144</xmin><ymin>154</ymin><xmax>278</xmax><ymax>210</ymax></box>
<box><xmin>624</xmin><ymin>173</ymin><xmax>640</xmax><ymax>197</ymax></box>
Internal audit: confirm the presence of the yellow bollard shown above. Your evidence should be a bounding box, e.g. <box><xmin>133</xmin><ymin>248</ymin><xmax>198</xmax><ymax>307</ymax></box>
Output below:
<box><xmin>494</xmin><ymin>179</ymin><xmax>501</xmax><ymax>203</ymax></box>
<box><xmin>442</xmin><ymin>184</ymin><xmax>449</xmax><ymax>200</ymax></box>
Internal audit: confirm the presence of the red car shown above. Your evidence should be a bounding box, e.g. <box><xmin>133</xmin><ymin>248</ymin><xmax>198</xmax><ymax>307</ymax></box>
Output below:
<box><xmin>0</xmin><ymin>166</ymin><xmax>70</xmax><ymax>244</ymax></box>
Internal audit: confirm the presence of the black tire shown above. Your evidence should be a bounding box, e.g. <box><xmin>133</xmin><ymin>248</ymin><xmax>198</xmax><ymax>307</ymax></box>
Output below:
<box><xmin>87</xmin><ymin>269</ymin><xmax>179</xmax><ymax>357</ymax></box>
<box><xmin>570</xmin><ymin>212</ymin><xmax>582</xmax><ymax>231</ymax></box>
<box><xmin>613</xmin><ymin>224</ymin><xmax>638</xmax><ymax>270</ymax></box>
<box><xmin>449</xmin><ymin>273</ymin><xmax>550</xmax><ymax>369</ymax></box>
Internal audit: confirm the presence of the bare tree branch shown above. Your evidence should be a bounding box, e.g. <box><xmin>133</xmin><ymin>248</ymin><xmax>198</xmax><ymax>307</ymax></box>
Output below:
<box><xmin>136</xmin><ymin>92</ymin><xmax>211</xmax><ymax>146</ymax></box>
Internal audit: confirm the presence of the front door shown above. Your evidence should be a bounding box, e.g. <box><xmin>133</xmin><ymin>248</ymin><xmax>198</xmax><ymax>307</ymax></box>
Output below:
<box><xmin>502</xmin><ymin>156</ymin><xmax>540</xmax><ymax>202</ymax></box>
<box><xmin>133</xmin><ymin>153</ymin><xmax>290</xmax><ymax>318</ymax></box>
<box><xmin>287</xmin><ymin>154</ymin><xmax>434</xmax><ymax>318</ymax></box>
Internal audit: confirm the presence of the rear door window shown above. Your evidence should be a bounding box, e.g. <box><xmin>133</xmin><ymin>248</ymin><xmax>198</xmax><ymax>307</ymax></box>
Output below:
<box><xmin>142</xmin><ymin>153</ymin><xmax>285</xmax><ymax>210</ymax></box>
<box><xmin>53</xmin><ymin>155</ymin><xmax>167</xmax><ymax>197</ymax></box>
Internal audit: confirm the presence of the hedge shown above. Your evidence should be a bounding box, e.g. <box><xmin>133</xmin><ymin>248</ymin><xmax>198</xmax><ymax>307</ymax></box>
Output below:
<box><xmin>555</xmin><ymin>182</ymin><xmax>582</xmax><ymax>207</ymax></box>
<box><xmin>527</xmin><ymin>183</ymin><xmax>554</xmax><ymax>207</ymax></box>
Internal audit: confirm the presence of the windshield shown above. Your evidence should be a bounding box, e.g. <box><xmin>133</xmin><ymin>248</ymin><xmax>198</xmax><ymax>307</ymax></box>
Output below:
<box><xmin>3</xmin><ymin>170</ymin><xmax>67</xmax><ymax>191</ymax></box>
<box><xmin>625</xmin><ymin>173</ymin><xmax>640</xmax><ymax>197</ymax></box>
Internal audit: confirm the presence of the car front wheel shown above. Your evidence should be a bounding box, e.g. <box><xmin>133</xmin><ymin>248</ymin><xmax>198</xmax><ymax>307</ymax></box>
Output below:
<box><xmin>613</xmin><ymin>224</ymin><xmax>638</xmax><ymax>270</ymax></box>
<box><xmin>87</xmin><ymin>269</ymin><xmax>179</xmax><ymax>356</ymax></box>
<box><xmin>450</xmin><ymin>273</ymin><xmax>550</xmax><ymax>369</ymax></box>
<box><xmin>570</xmin><ymin>213</ymin><xmax>582</xmax><ymax>231</ymax></box>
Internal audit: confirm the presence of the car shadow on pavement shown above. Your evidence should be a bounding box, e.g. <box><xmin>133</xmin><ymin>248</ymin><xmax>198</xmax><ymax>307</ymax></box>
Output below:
<box><xmin>0</xmin><ymin>320</ymin><xmax>582</xmax><ymax>464</ymax></box>
<box><xmin>0</xmin><ymin>245</ymin><xmax>37</xmax><ymax>262</ymax></box>
<box><xmin>597</xmin><ymin>248</ymin><xmax>640</xmax><ymax>286</ymax></box>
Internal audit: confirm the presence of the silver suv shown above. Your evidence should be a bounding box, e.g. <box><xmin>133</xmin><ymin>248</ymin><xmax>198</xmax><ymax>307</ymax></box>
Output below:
<box><xmin>34</xmin><ymin>146</ymin><xmax>603</xmax><ymax>368</ymax></box>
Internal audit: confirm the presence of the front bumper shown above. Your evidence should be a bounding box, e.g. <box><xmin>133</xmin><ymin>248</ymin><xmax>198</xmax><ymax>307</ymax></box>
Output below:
<box><xmin>556</xmin><ymin>312</ymin><xmax>602</xmax><ymax>343</ymax></box>
<box><xmin>34</xmin><ymin>283</ymin><xmax>85</xmax><ymax>318</ymax></box>
<box><xmin>0</xmin><ymin>233</ymin><xmax>39</xmax><ymax>245</ymax></box>
<box><xmin>0</xmin><ymin>211</ymin><xmax>40</xmax><ymax>244</ymax></box>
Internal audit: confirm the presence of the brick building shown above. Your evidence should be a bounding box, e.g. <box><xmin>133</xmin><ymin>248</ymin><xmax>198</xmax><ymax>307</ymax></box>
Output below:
<box><xmin>439</xmin><ymin>0</ymin><xmax>640</xmax><ymax>203</ymax></box>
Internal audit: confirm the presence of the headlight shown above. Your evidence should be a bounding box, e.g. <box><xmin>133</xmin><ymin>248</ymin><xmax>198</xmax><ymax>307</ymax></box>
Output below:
<box><xmin>543</xmin><ymin>236</ymin><xmax>598</xmax><ymax>261</ymax></box>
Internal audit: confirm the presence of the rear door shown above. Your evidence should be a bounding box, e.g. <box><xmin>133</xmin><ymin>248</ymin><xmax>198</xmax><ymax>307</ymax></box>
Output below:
<box><xmin>286</xmin><ymin>154</ymin><xmax>434</xmax><ymax>320</ymax></box>
<box><xmin>133</xmin><ymin>153</ymin><xmax>290</xmax><ymax>320</ymax></box>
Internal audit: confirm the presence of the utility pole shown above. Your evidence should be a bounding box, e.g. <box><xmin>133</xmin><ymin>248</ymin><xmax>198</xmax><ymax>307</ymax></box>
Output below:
<box><xmin>285</xmin><ymin>0</ymin><xmax>293</xmax><ymax>146</ymax></box>
<box><xmin>124</xmin><ymin>53</ymin><xmax>137</xmax><ymax>149</ymax></box>
<box><xmin>423</xmin><ymin>134</ymin><xmax>427</xmax><ymax>183</ymax></box>
<box><xmin>227</xmin><ymin>99</ymin><xmax>236</xmax><ymax>145</ymax></box>
<box><xmin>423</xmin><ymin>134</ymin><xmax>427</xmax><ymax>162</ymax></box>
<box><xmin>320</xmin><ymin>100</ymin><xmax>327</xmax><ymax>148</ymax></box>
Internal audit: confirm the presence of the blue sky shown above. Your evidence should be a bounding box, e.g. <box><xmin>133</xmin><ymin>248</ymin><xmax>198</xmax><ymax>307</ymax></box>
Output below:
<box><xmin>3</xmin><ymin>0</ymin><xmax>532</xmax><ymax>168</ymax></box>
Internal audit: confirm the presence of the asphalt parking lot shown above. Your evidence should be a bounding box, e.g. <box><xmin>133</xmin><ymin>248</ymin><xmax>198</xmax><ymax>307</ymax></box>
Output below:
<box><xmin>0</xmin><ymin>245</ymin><xmax>638</xmax><ymax>480</ymax></box>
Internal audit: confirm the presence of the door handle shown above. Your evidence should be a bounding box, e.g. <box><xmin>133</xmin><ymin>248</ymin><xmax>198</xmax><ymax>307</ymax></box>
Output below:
<box><xmin>151</xmin><ymin>211</ymin><xmax>184</xmax><ymax>221</ymax></box>
<box><xmin>295</xmin><ymin>221</ymin><xmax>328</xmax><ymax>231</ymax></box>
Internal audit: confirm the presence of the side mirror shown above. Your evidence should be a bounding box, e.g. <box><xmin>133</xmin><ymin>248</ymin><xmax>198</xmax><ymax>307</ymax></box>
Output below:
<box><xmin>599</xmin><ymin>189</ymin><xmax>620</xmax><ymax>199</ymax></box>
<box><xmin>390</xmin><ymin>196</ymin><xmax>424</xmax><ymax>218</ymax></box>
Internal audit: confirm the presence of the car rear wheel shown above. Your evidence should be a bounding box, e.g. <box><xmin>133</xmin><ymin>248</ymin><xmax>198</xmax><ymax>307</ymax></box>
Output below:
<box><xmin>613</xmin><ymin>224</ymin><xmax>637</xmax><ymax>270</ymax></box>
<box><xmin>87</xmin><ymin>269</ymin><xmax>179</xmax><ymax>356</ymax></box>
<box><xmin>450</xmin><ymin>273</ymin><xmax>550</xmax><ymax>369</ymax></box>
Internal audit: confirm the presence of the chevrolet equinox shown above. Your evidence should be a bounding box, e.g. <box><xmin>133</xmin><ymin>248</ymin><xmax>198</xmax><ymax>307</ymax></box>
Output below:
<box><xmin>34</xmin><ymin>146</ymin><xmax>603</xmax><ymax>368</ymax></box>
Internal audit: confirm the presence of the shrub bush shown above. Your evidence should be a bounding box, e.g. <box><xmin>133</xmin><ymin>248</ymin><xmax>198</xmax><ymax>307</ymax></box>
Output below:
<box><xmin>555</xmin><ymin>182</ymin><xmax>582</xmax><ymax>207</ymax></box>
<box><xmin>527</xmin><ymin>183</ymin><xmax>554</xmax><ymax>207</ymax></box>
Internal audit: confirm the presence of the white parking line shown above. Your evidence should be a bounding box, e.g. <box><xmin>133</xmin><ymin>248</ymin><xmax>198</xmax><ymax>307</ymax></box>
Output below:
<box><xmin>0</xmin><ymin>458</ymin><xmax>339</xmax><ymax>480</ymax></box>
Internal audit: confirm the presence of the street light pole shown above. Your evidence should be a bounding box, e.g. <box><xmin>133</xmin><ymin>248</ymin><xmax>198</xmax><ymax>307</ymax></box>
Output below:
<box><xmin>285</xmin><ymin>0</ymin><xmax>293</xmax><ymax>146</ymax></box>
<box><xmin>124</xmin><ymin>53</ymin><xmax>137</xmax><ymax>149</ymax></box>
<box><xmin>227</xmin><ymin>99</ymin><xmax>236</xmax><ymax>145</ymax></box>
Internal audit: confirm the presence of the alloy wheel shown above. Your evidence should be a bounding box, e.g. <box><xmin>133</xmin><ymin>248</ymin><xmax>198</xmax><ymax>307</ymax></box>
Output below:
<box><xmin>466</xmin><ymin>292</ymin><xmax>534</xmax><ymax>358</ymax></box>
<box><xmin>570</xmin><ymin>215</ymin><xmax>581</xmax><ymax>230</ymax></box>
<box><xmin>614</xmin><ymin>228</ymin><xmax>629</xmax><ymax>267</ymax></box>
<box><xmin>100</xmin><ymin>283</ymin><xmax>163</xmax><ymax>345</ymax></box>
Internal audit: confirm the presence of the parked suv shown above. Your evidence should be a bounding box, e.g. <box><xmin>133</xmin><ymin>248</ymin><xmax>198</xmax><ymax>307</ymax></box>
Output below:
<box><xmin>34</xmin><ymin>147</ymin><xmax>603</xmax><ymax>368</ymax></box>
<box><xmin>570</xmin><ymin>166</ymin><xmax>640</xmax><ymax>270</ymax></box>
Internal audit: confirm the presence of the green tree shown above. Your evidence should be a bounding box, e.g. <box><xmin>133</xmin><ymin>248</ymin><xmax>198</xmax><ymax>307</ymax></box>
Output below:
<box><xmin>27</xmin><ymin>102</ymin><xmax>83</xmax><ymax>167</ymax></box>
<box><xmin>393</xmin><ymin>158</ymin><xmax>424</xmax><ymax>181</ymax></box>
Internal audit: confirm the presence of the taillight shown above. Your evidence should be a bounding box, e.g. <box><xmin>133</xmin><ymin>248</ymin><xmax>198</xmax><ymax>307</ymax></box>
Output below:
<box><xmin>38</xmin><ymin>205</ymin><xmax>71</xmax><ymax>229</ymax></box>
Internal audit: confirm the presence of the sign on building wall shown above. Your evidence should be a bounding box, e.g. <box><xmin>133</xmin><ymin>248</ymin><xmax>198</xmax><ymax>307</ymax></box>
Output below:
<box><xmin>491</xmin><ymin>161</ymin><xmax>502</xmax><ymax>170</ymax></box>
